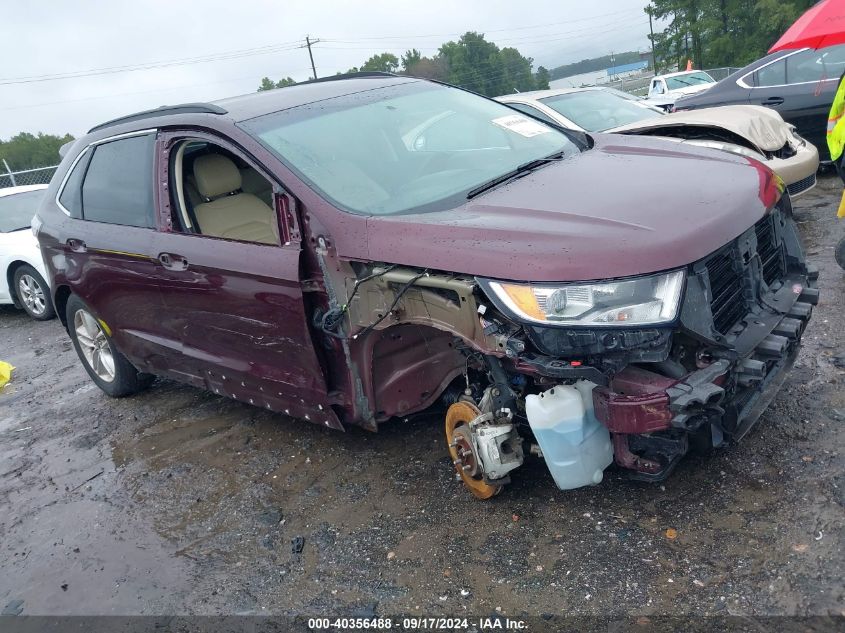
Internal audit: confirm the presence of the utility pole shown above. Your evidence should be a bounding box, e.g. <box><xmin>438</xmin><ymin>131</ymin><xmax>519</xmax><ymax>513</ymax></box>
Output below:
<box><xmin>303</xmin><ymin>36</ymin><xmax>320</xmax><ymax>80</ymax></box>
<box><xmin>647</xmin><ymin>9</ymin><xmax>657</xmax><ymax>74</ymax></box>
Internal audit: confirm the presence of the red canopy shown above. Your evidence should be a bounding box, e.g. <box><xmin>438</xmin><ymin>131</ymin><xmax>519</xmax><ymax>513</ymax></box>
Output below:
<box><xmin>769</xmin><ymin>0</ymin><xmax>845</xmax><ymax>53</ymax></box>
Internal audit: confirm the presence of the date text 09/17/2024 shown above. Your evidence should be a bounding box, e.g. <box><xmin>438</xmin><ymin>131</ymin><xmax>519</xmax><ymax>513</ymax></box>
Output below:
<box><xmin>307</xmin><ymin>617</ymin><xmax>528</xmax><ymax>630</ymax></box>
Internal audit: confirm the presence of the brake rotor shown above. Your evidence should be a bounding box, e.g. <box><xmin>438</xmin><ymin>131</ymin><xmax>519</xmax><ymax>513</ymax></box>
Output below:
<box><xmin>445</xmin><ymin>401</ymin><xmax>502</xmax><ymax>500</ymax></box>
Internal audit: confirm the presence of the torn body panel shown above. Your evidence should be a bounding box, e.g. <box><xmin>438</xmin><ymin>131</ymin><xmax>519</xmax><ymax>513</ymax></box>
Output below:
<box><xmin>341</xmin><ymin>268</ymin><xmax>504</xmax><ymax>426</ymax></box>
<box><xmin>615</xmin><ymin>122</ymin><xmax>819</xmax><ymax>195</ymax></box>
<box><xmin>316</xmin><ymin>201</ymin><xmax>815</xmax><ymax>497</ymax></box>
<box><xmin>610</xmin><ymin>105</ymin><xmax>790</xmax><ymax>153</ymax></box>
<box><xmin>302</xmin><ymin>225</ymin><xmax>505</xmax><ymax>430</ymax></box>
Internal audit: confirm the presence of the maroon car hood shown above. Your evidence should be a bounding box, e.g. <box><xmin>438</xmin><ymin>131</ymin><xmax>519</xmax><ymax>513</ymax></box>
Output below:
<box><xmin>362</xmin><ymin>134</ymin><xmax>772</xmax><ymax>282</ymax></box>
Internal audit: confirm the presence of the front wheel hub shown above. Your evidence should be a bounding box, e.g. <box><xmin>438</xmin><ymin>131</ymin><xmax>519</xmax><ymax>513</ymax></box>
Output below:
<box><xmin>451</xmin><ymin>425</ymin><xmax>479</xmax><ymax>477</ymax></box>
<box><xmin>445</xmin><ymin>401</ymin><xmax>502</xmax><ymax>500</ymax></box>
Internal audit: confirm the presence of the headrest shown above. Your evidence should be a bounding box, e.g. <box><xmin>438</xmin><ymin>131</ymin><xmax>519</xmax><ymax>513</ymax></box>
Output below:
<box><xmin>193</xmin><ymin>154</ymin><xmax>242</xmax><ymax>199</ymax></box>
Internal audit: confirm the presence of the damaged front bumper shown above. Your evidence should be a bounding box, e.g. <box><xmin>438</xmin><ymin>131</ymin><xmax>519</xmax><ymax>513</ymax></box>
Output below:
<box><xmin>501</xmin><ymin>203</ymin><xmax>818</xmax><ymax>484</ymax></box>
<box><xmin>341</xmin><ymin>200</ymin><xmax>815</xmax><ymax>496</ymax></box>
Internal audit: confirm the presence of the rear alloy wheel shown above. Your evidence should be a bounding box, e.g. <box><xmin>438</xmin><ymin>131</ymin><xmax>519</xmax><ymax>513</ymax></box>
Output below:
<box><xmin>66</xmin><ymin>294</ymin><xmax>153</xmax><ymax>397</ymax></box>
<box><xmin>13</xmin><ymin>265</ymin><xmax>55</xmax><ymax>320</ymax></box>
<box><xmin>836</xmin><ymin>236</ymin><xmax>845</xmax><ymax>271</ymax></box>
<box><xmin>74</xmin><ymin>309</ymin><xmax>116</xmax><ymax>383</ymax></box>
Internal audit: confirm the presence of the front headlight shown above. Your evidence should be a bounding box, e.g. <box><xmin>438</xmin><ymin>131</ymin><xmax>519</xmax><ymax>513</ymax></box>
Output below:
<box><xmin>682</xmin><ymin>139</ymin><xmax>766</xmax><ymax>161</ymax></box>
<box><xmin>480</xmin><ymin>270</ymin><xmax>685</xmax><ymax>327</ymax></box>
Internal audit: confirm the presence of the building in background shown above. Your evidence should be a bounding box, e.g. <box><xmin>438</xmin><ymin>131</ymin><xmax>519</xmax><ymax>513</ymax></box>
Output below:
<box><xmin>607</xmin><ymin>60</ymin><xmax>650</xmax><ymax>80</ymax></box>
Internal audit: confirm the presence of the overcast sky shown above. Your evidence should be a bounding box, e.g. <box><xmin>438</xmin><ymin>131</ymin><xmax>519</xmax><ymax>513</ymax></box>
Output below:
<box><xmin>0</xmin><ymin>0</ymin><xmax>655</xmax><ymax>140</ymax></box>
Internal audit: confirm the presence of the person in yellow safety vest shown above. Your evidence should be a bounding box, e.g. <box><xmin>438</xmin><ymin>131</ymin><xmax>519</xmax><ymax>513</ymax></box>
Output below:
<box><xmin>827</xmin><ymin>70</ymin><xmax>845</xmax><ymax>270</ymax></box>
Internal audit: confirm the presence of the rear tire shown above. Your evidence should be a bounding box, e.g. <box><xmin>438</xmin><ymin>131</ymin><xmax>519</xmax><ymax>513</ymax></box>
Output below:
<box><xmin>13</xmin><ymin>265</ymin><xmax>55</xmax><ymax>321</ymax></box>
<box><xmin>66</xmin><ymin>294</ymin><xmax>153</xmax><ymax>397</ymax></box>
<box><xmin>836</xmin><ymin>236</ymin><xmax>845</xmax><ymax>271</ymax></box>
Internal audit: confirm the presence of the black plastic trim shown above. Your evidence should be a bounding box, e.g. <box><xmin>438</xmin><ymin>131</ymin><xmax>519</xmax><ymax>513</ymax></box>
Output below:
<box><xmin>300</xmin><ymin>71</ymin><xmax>399</xmax><ymax>84</ymax></box>
<box><xmin>88</xmin><ymin>103</ymin><xmax>228</xmax><ymax>133</ymax></box>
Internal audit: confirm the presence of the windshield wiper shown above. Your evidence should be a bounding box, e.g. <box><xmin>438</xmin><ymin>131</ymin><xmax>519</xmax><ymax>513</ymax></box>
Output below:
<box><xmin>467</xmin><ymin>151</ymin><xmax>566</xmax><ymax>199</ymax></box>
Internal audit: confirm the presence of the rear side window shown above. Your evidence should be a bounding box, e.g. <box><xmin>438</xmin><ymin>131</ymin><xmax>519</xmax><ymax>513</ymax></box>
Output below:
<box><xmin>755</xmin><ymin>60</ymin><xmax>786</xmax><ymax>87</ymax></box>
<box><xmin>58</xmin><ymin>150</ymin><xmax>89</xmax><ymax>218</ymax></box>
<box><xmin>821</xmin><ymin>44</ymin><xmax>845</xmax><ymax>78</ymax></box>
<box><xmin>81</xmin><ymin>134</ymin><xmax>155</xmax><ymax>228</ymax></box>
<box><xmin>786</xmin><ymin>49</ymin><xmax>826</xmax><ymax>83</ymax></box>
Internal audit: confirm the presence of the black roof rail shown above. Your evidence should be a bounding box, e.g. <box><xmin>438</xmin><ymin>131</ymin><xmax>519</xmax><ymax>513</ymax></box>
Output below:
<box><xmin>301</xmin><ymin>71</ymin><xmax>400</xmax><ymax>85</ymax></box>
<box><xmin>87</xmin><ymin>103</ymin><xmax>228</xmax><ymax>134</ymax></box>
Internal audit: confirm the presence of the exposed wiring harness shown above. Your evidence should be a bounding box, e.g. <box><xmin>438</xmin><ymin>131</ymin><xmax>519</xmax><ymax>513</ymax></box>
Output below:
<box><xmin>353</xmin><ymin>269</ymin><xmax>430</xmax><ymax>340</ymax></box>
<box><xmin>319</xmin><ymin>265</ymin><xmax>398</xmax><ymax>338</ymax></box>
<box><xmin>320</xmin><ymin>265</ymin><xmax>433</xmax><ymax>340</ymax></box>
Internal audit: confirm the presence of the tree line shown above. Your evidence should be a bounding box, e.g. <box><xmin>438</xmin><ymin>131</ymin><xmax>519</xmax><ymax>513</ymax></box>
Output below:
<box><xmin>646</xmin><ymin>0</ymin><xmax>817</xmax><ymax>72</ymax></box>
<box><xmin>0</xmin><ymin>132</ymin><xmax>74</xmax><ymax>172</ymax></box>
<box><xmin>258</xmin><ymin>32</ymin><xmax>550</xmax><ymax>97</ymax></box>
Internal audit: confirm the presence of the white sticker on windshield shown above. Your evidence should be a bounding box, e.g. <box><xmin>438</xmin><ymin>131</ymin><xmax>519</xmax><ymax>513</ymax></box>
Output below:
<box><xmin>491</xmin><ymin>114</ymin><xmax>551</xmax><ymax>137</ymax></box>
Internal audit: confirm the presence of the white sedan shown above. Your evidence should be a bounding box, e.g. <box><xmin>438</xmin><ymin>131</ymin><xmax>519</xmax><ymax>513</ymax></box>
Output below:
<box><xmin>0</xmin><ymin>184</ymin><xmax>55</xmax><ymax>320</ymax></box>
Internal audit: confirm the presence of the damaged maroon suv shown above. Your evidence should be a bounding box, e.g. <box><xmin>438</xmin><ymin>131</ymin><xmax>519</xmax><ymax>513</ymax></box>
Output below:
<box><xmin>35</xmin><ymin>74</ymin><xmax>818</xmax><ymax>498</ymax></box>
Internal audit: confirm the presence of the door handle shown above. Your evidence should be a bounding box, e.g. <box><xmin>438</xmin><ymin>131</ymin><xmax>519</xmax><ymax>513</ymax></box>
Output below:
<box><xmin>762</xmin><ymin>96</ymin><xmax>784</xmax><ymax>106</ymax></box>
<box><xmin>158</xmin><ymin>253</ymin><xmax>188</xmax><ymax>271</ymax></box>
<box><xmin>66</xmin><ymin>238</ymin><xmax>86</xmax><ymax>253</ymax></box>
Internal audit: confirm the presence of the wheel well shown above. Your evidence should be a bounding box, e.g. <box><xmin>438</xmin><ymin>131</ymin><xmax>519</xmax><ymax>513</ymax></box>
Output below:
<box><xmin>54</xmin><ymin>285</ymin><xmax>72</xmax><ymax>328</ymax></box>
<box><xmin>5</xmin><ymin>261</ymin><xmax>31</xmax><ymax>306</ymax></box>
<box><xmin>369</xmin><ymin>323</ymin><xmax>466</xmax><ymax>422</ymax></box>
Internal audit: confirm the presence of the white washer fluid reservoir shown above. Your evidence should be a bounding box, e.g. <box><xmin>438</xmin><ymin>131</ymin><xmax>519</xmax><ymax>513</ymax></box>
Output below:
<box><xmin>525</xmin><ymin>381</ymin><xmax>614</xmax><ymax>490</ymax></box>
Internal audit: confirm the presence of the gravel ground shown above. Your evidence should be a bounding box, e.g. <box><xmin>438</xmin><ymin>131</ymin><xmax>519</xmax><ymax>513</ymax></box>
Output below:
<box><xmin>0</xmin><ymin>176</ymin><xmax>843</xmax><ymax>619</ymax></box>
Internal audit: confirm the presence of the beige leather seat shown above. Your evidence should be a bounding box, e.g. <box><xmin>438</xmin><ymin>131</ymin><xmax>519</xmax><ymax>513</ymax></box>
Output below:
<box><xmin>240</xmin><ymin>167</ymin><xmax>273</xmax><ymax>207</ymax></box>
<box><xmin>183</xmin><ymin>174</ymin><xmax>203</xmax><ymax>209</ymax></box>
<box><xmin>192</xmin><ymin>154</ymin><xmax>278</xmax><ymax>244</ymax></box>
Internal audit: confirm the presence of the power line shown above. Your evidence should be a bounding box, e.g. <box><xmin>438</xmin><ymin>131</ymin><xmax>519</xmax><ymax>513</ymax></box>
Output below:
<box><xmin>0</xmin><ymin>8</ymin><xmax>650</xmax><ymax>87</ymax></box>
<box><xmin>317</xmin><ymin>21</ymin><xmax>650</xmax><ymax>53</ymax></box>
<box><xmin>320</xmin><ymin>7</ymin><xmax>643</xmax><ymax>41</ymax></box>
<box><xmin>321</xmin><ymin>11</ymin><xmax>645</xmax><ymax>48</ymax></box>
<box><xmin>317</xmin><ymin>15</ymin><xmax>651</xmax><ymax>55</ymax></box>
<box><xmin>0</xmin><ymin>68</ymin><xmax>317</xmax><ymax>112</ymax></box>
<box><xmin>0</xmin><ymin>40</ymin><xmax>307</xmax><ymax>86</ymax></box>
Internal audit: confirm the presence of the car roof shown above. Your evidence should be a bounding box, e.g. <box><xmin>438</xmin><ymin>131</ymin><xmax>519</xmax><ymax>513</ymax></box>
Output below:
<box><xmin>656</xmin><ymin>70</ymin><xmax>712</xmax><ymax>79</ymax></box>
<box><xmin>735</xmin><ymin>48</ymin><xmax>807</xmax><ymax>75</ymax></box>
<box><xmin>0</xmin><ymin>184</ymin><xmax>48</xmax><ymax>198</ymax></box>
<box><xmin>497</xmin><ymin>86</ymin><xmax>606</xmax><ymax>101</ymax></box>
<box><xmin>216</xmin><ymin>74</ymin><xmax>419</xmax><ymax>121</ymax></box>
<box><xmin>87</xmin><ymin>74</ymin><xmax>421</xmax><ymax>135</ymax></box>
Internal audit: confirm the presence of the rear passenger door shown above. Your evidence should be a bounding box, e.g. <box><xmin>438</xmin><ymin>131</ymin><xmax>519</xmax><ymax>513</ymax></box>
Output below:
<box><xmin>55</xmin><ymin>131</ymin><xmax>171</xmax><ymax>371</ymax></box>
<box><xmin>748</xmin><ymin>47</ymin><xmax>844</xmax><ymax>155</ymax></box>
<box><xmin>151</xmin><ymin>131</ymin><xmax>339</xmax><ymax>428</ymax></box>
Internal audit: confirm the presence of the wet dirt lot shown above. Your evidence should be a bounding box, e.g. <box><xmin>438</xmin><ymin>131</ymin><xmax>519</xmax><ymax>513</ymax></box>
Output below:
<box><xmin>1</xmin><ymin>177</ymin><xmax>843</xmax><ymax>619</ymax></box>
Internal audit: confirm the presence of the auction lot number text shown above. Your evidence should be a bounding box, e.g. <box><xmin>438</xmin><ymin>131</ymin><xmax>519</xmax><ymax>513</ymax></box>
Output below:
<box><xmin>308</xmin><ymin>618</ymin><xmax>527</xmax><ymax>630</ymax></box>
